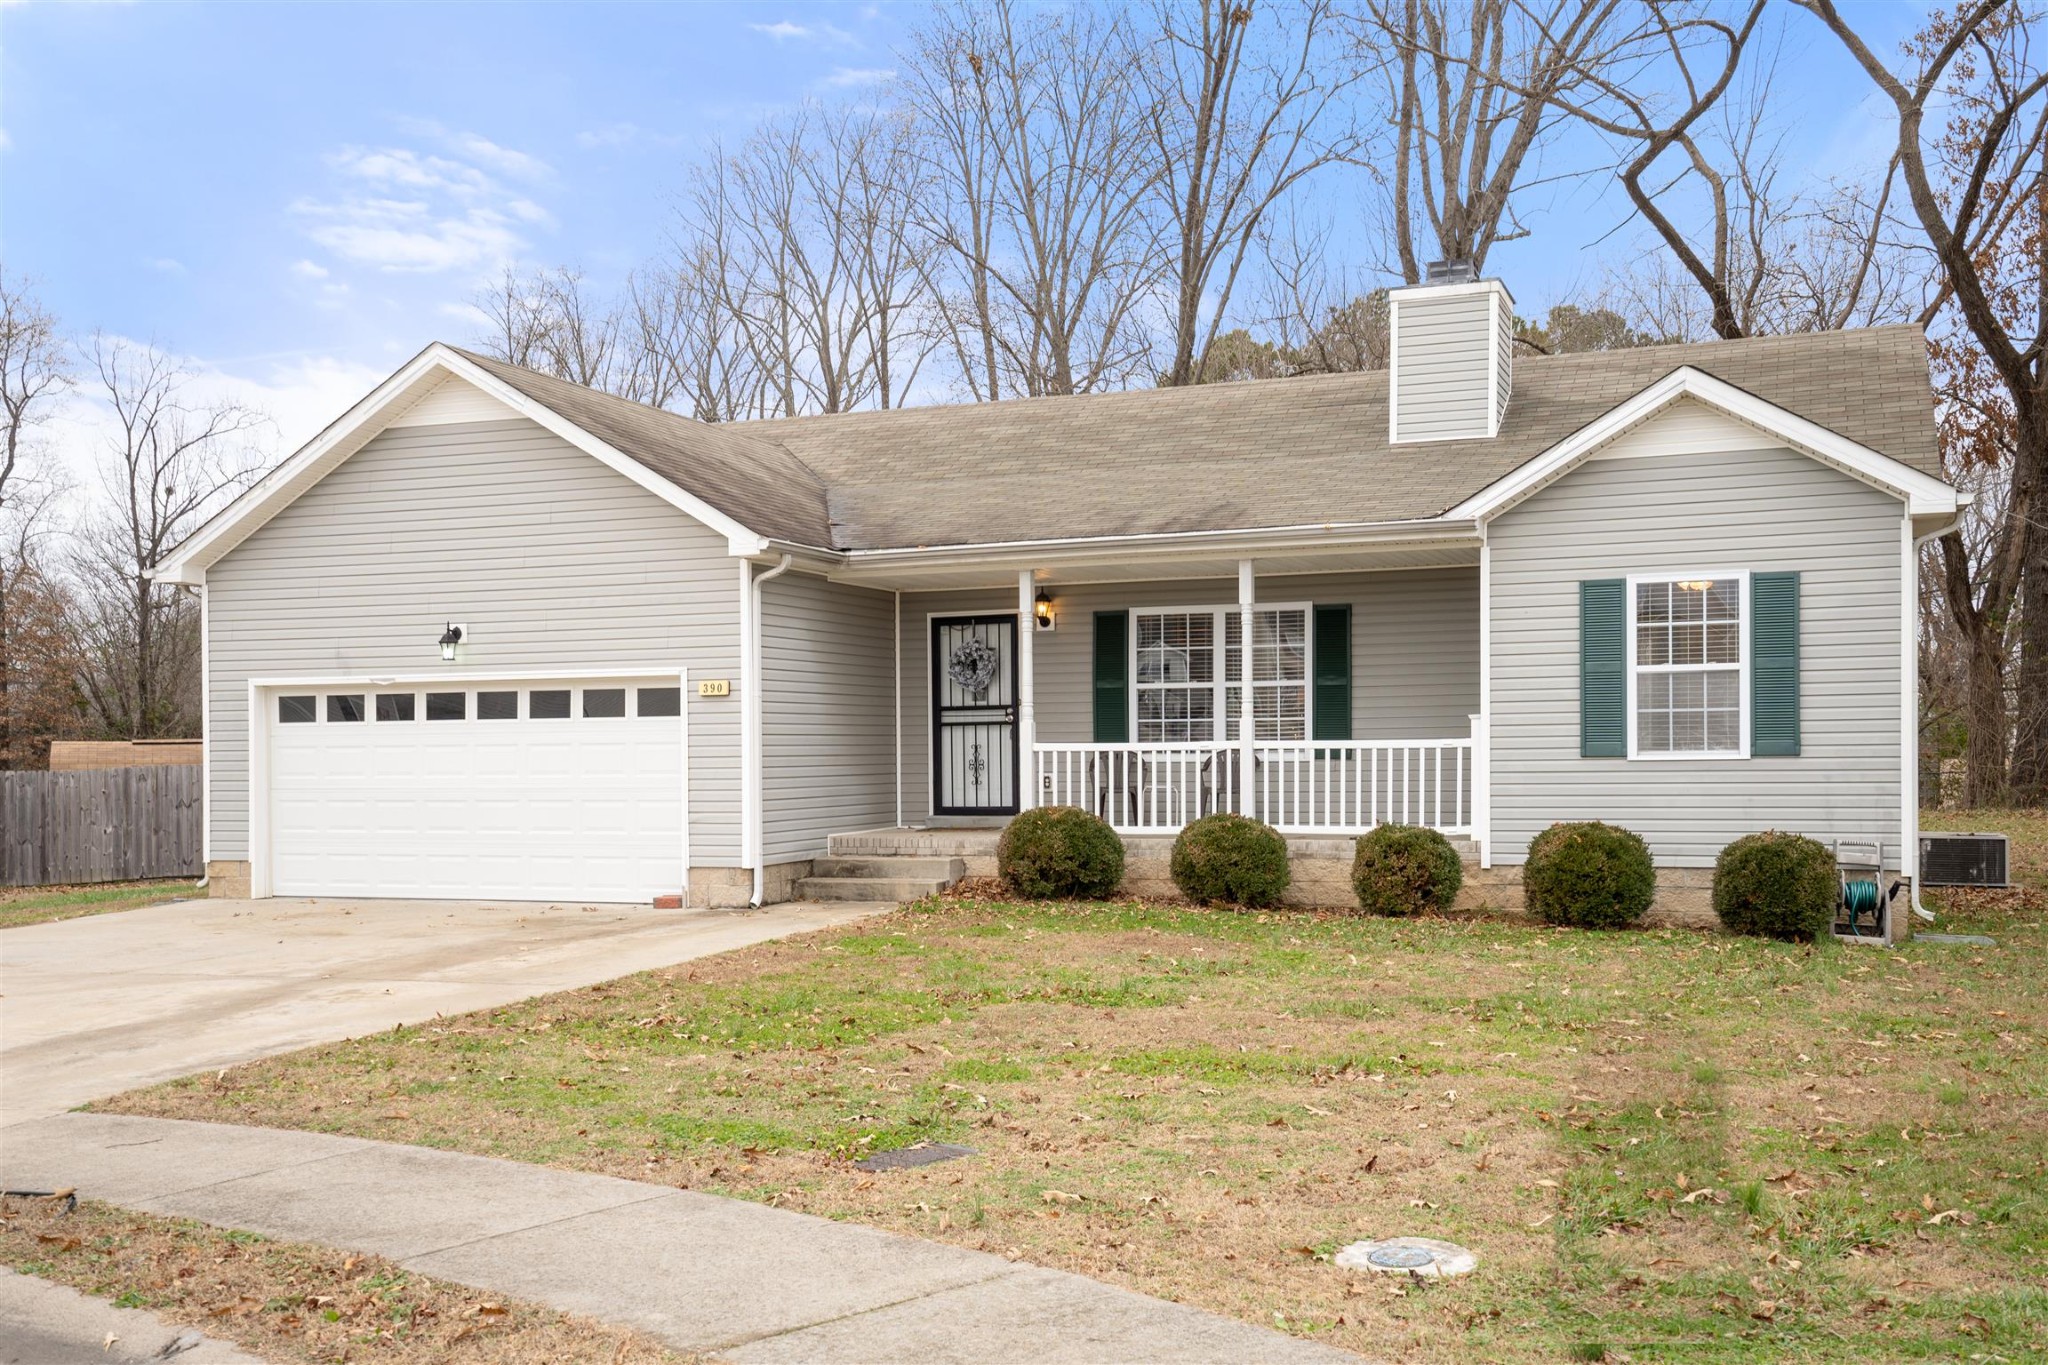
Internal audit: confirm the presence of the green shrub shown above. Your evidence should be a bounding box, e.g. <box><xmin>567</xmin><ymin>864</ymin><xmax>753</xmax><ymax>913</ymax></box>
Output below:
<box><xmin>1522</xmin><ymin>821</ymin><xmax>1655</xmax><ymax>929</ymax></box>
<box><xmin>1713</xmin><ymin>830</ymin><xmax>1838</xmax><ymax>941</ymax></box>
<box><xmin>1351</xmin><ymin>824</ymin><xmax>1464</xmax><ymax>916</ymax></box>
<box><xmin>1170</xmin><ymin>812</ymin><xmax>1290</xmax><ymax>907</ymax></box>
<box><xmin>997</xmin><ymin>806</ymin><xmax>1125</xmax><ymax>900</ymax></box>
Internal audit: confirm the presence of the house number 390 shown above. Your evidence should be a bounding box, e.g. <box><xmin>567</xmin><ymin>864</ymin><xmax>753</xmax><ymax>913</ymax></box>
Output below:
<box><xmin>698</xmin><ymin>679</ymin><xmax>731</xmax><ymax>697</ymax></box>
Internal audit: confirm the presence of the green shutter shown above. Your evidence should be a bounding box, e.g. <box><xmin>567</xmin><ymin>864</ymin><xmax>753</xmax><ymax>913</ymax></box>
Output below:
<box><xmin>1580</xmin><ymin>579</ymin><xmax>1626</xmax><ymax>757</ymax></box>
<box><xmin>1751</xmin><ymin>571</ymin><xmax>1800</xmax><ymax>756</ymax></box>
<box><xmin>1312</xmin><ymin>604</ymin><xmax>1352</xmax><ymax>741</ymax></box>
<box><xmin>1092</xmin><ymin>610</ymin><xmax>1129</xmax><ymax>742</ymax></box>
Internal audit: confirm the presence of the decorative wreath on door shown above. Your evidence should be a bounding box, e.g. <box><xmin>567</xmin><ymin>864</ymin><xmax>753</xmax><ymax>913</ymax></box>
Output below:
<box><xmin>947</xmin><ymin>638</ymin><xmax>1001</xmax><ymax>697</ymax></box>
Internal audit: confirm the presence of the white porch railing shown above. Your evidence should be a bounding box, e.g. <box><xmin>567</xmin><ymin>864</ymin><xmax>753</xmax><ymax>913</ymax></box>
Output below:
<box><xmin>1033</xmin><ymin>736</ymin><xmax>1473</xmax><ymax>835</ymax></box>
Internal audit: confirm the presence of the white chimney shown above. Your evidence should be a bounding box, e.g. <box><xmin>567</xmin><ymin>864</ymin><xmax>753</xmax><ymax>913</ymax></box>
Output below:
<box><xmin>1388</xmin><ymin>262</ymin><xmax>1514</xmax><ymax>443</ymax></box>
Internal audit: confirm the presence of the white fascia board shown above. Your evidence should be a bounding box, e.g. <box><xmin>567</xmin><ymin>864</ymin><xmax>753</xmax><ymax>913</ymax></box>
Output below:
<box><xmin>1446</xmin><ymin>366</ymin><xmax>1959</xmax><ymax>523</ymax></box>
<box><xmin>152</xmin><ymin>343</ymin><xmax>774</xmax><ymax>584</ymax></box>
<box><xmin>1449</xmin><ymin>368</ymin><xmax>1959</xmax><ymax>522</ymax></box>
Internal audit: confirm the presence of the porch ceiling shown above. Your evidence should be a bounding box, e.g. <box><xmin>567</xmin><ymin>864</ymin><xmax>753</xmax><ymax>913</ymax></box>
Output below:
<box><xmin>826</xmin><ymin>539</ymin><xmax>1481</xmax><ymax>592</ymax></box>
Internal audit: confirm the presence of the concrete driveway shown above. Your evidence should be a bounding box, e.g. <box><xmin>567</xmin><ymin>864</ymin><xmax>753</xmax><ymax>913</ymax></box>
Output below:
<box><xmin>0</xmin><ymin>896</ymin><xmax>884</xmax><ymax>1129</ymax></box>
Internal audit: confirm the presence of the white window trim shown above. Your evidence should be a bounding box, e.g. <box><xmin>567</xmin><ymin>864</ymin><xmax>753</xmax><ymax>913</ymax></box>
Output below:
<box><xmin>1128</xmin><ymin>601</ymin><xmax>1313</xmax><ymax>745</ymax></box>
<box><xmin>1624</xmin><ymin>571</ymin><xmax>1750</xmax><ymax>762</ymax></box>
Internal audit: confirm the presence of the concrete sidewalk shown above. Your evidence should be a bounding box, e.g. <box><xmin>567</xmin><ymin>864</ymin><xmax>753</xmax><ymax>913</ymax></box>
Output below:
<box><xmin>0</xmin><ymin>1269</ymin><xmax>265</xmax><ymax>1364</ymax></box>
<box><xmin>1</xmin><ymin>1113</ymin><xmax>1358</xmax><ymax>1364</ymax></box>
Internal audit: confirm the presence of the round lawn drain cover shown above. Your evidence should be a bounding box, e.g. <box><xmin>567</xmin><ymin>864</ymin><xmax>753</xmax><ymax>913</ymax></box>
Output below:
<box><xmin>1334</xmin><ymin>1237</ymin><xmax>1477</xmax><ymax>1278</ymax></box>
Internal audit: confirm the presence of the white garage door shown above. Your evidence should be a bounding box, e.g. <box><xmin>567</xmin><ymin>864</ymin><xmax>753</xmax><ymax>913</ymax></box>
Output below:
<box><xmin>265</xmin><ymin>677</ymin><xmax>684</xmax><ymax>902</ymax></box>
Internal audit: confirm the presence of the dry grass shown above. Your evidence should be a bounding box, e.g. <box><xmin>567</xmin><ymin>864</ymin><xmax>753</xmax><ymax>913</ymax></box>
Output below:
<box><xmin>0</xmin><ymin>878</ymin><xmax>193</xmax><ymax>930</ymax></box>
<box><xmin>0</xmin><ymin>1194</ymin><xmax>695</xmax><ymax>1364</ymax></box>
<box><xmin>102</xmin><ymin>816</ymin><xmax>2047</xmax><ymax>1363</ymax></box>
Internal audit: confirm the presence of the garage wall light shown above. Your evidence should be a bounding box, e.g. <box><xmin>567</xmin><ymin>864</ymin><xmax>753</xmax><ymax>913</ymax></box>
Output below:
<box><xmin>439</xmin><ymin>623</ymin><xmax>464</xmax><ymax>661</ymax></box>
<box><xmin>1034</xmin><ymin>590</ymin><xmax>1056</xmax><ymax>632</ymax></box>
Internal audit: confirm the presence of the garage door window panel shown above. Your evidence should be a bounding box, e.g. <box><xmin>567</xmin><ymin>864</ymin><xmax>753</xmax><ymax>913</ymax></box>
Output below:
<box><xmin>529</xmin><ymin>689</ymin><xmax>571</xmax><ymax>719</ymax></box>
<box><xmin>278</xmin><ymin>695</ymin><xmax>316</xmax><ymax>724</ymax></box>
<box><xmin>638</xmin><ymin>686</ymin><xmax>681</xmax><ymax>717</ymax></box>
<box><xmin>327</xmin><ymin>695</ymin><xmax>366</xmax><ymax>723</ymax></box>
<box><xmin>426</xmin><ymin>692</ymin><xmax>466</xmax><ymax>721</ymax></box>
<box><xmin>375</xmin><ymin>694</ymin><xmax>415</xmax><ymax>722</ymax></box>
<box><xmin>583</xmin><ymin>688</ymin><xmax>626</xmax><ymax>718</ymax></box>
<box><xmin>478</xmin><ymin>690</ymin><xmax>519</xmax><ymax>720</ymax></box>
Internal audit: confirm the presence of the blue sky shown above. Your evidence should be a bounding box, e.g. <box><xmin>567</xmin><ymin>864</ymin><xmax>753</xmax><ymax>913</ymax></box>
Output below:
<box><xmin>1</xmin><ymin>0</ymin><xmax>1926</xmax><ymax>472</ymax></box>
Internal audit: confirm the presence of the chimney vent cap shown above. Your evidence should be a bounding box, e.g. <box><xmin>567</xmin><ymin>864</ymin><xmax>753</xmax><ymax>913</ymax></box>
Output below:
<box><xmin>1425</xmin><ymin>259</ymin><xmax>1478</xmax><ymax>285</ymax></box>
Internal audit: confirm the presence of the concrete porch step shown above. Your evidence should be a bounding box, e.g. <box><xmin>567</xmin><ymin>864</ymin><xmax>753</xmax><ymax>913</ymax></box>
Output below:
<box><xmin>811</xmin><ymin>855</ymin><xmax>966</xmax><ymax>881</ymax></box>
<box><xmin>795</xmin><ymin>876</ymin><xmax>956</xmax><ymax>903</ymax></box>
<box><xmin>827</xmin><ymin>829</ymin><xmax>1003</xmax><ymax>859</ymax></box>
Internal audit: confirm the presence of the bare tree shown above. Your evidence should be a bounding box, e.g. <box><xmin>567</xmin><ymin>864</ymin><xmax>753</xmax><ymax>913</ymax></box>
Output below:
<box><xmin>1147</xmin><ymin>0</ymin><xmax>1368</xmax><ymax>385</ymax></box>
<box><xmin>1793</xmin><ymin>0</ymin><xmax>2046</xmax><ymax>803</ymax></box>
<box><xmin>1368</xmin><ymin>0</ymin><xmax>1635</xmax><ymax>281</ymax></box>
<box><xmin>473</xmin><ymin>267</ymin><xmax>636</xmax><ymax>394</ymax></box>
<box><xmin>1</xmin><ymin>271</ymin><xmax>77</xmax><ymax>768</ymax></box>
<box><xmin>73</xmin><ymin>337</ymin><xmax>269</xmax><ymax>739</ymax></box>
<box><xmin>680</xmin><ymin>104</ymin><xmax>936</xmax><ymax>417</ymax></box>
<box><xmin>902</xmin><ymin>0</ymin><xmax>1168</xmax><ymax>397</ymax></box>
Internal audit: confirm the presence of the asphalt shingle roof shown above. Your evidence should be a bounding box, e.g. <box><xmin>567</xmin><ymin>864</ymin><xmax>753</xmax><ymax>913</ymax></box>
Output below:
<box><xmin>456</xmin><ymin>325</ymin><xmax>1939</xmax><ymax>552</ymax></box>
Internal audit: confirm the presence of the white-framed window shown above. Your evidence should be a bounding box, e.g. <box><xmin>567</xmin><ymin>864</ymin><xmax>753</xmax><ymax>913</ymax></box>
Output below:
<box><xmin>1627</xmin><ymin>572</ymin><xmax>1747</xmax><ymax>759</ymax></box>
<box><xmin>1132</xmin><ymin>604</ymin><xmax>1309</xmax><ymax>743</ymax></box>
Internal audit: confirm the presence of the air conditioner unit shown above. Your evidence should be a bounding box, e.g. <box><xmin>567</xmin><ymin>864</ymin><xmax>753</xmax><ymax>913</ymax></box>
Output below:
<box><xmin>1918</xmin><ymin>833</ymin><xmax>2009</xmax><ymax>888</ymax></box>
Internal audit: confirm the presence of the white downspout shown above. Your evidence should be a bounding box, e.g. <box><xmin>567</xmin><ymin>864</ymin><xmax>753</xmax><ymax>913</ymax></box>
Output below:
<box><xmin>1907</xmin><ymin>518</ymin><xmax>1957</xmax><ymax>928</ymax></box>
<box><xmin>747</xmin><ymin>554</ymin><xmax>794</xmax><ymax>907</ymax></box>
<box><xmin>1238</xmin><ymin>559</ymin><xmax>1255</xmax><ymax>815</ymax></box>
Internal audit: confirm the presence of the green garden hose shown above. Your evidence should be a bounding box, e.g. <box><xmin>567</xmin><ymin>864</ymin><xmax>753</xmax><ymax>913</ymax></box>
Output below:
<box><xmin>1842</xmin><ymin>878</ymin><xmax>1883</xmax><ymax>916</ymax></box>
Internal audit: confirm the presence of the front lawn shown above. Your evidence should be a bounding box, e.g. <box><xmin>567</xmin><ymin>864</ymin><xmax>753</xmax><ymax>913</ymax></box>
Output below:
<box><xmin>0</xmin><ymin>878</ymin><xmax>193</xmax><ymax>930</ymax></box>
<box><xmin>103</xmin><ymin>819</ymin><xmax>2045</xmax><ymax>1363</ymax></box>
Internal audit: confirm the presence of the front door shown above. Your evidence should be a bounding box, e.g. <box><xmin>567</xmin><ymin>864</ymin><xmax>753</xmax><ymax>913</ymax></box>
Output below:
<box><xmin>932</xmin><ymin>614</ymin><xmax>1019</xmax><ymax>816</ymax></box>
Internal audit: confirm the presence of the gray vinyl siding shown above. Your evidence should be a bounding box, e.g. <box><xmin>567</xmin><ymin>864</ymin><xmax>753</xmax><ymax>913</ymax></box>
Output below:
<box><xmin>898</xmin><ymin>569</ymin><xmax>1480</xmax><ymax>823</ymax></box>
<box><xmin>1393</xmin><ymin>291</ymin><xmax>1495</xmax><ymax>442</ymax></box>
<box><xmin>1488</xmin><ymin>444</ymin><xmax>1904</xmax><ymax>867</ymax></box>
<box><xmin>760</xmin><ymin>571</ymin><xmax>896</xmax><ymax>858</ymax></box>
<box><xmin>206</xmin><ymin>417</ymin><xmax>744</xmax><ymax>866</ymax></box>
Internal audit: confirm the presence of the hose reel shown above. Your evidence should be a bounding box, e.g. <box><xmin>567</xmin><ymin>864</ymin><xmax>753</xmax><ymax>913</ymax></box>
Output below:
<box><xmin>1833</xmin><ymin>839</ymin><xmax>1900</xmax><ymax>943</ymax></box>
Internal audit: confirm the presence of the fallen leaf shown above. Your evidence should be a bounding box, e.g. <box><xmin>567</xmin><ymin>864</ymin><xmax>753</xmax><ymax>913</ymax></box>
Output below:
<box><xmin>1040</xmin><ymin>1189</ymin><xmax>1082</xmax><ymax>1205</ymax></box>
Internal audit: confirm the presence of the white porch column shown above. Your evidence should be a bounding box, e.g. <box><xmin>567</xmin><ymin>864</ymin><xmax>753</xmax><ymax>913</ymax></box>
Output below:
<box><xmin>1238</xmin><ymin>558</ymin><xmax>1255</xmax><ymax>817</ymax></box>
<box><xmin>1018</xmin><ymin>569</ymin><xmax>1037</xmax><ymax>810</ymax></box>
<box><xmin>1469</xmin><ymin>712</ymin><xmax>1490</xmax><ymax>866</ymax></box>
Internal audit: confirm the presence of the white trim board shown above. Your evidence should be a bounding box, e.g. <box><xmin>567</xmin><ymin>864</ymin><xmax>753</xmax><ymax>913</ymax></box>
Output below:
<box><xmin>1446</xmin><ymin>367</ymin><xmax>1959</xmax><ymax>522</ymax></box>
<box><xmin>155</xmin><ymin>344</ymin><xmax>773</xmax><ymax>586</ymax></box>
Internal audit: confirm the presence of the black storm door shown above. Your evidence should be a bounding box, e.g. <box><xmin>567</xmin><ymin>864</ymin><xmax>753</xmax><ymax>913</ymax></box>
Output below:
<box><xmin>931</xmin><ymin>614</ymin><xmax>1019</xmax><ymax>816</ymax></box>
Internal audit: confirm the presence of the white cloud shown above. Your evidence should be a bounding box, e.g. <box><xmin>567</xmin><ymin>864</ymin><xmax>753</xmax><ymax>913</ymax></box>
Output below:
<box><xmin>0</xmin><ymin>127</ymin><xmax>11</xmax><ymax>153</ymax></box>
<box><xmin>573</xmin><ymin>121</ymin><xmax>685</xmax><ymax>151</ymax></box>
<box><xmin>290</xmin><ymin>259</ymin><xmax>329</xmax><ymax>280</ymax></box>
<box><xmin>751</xmin><ymin>19</ymin><xmax>854</xmax><ymax>44</ymax></box>
<box><xmin>146</xmin><ymin>257</ymin><xmax>187</xmax><ymax>275</ymax></box>
<box><xmin>41</xmin><ymin>343</ymin><xmax>390</xmax><ymax>513</ymax></box>
<box><xmin>291</xmin><ymin>128</ymin><xmax>556</xmax><ymax>275</ymax></box>
<box><xmin>820</xmin><ymin>66</ymin><xmax>894</xmax><ymax>89</ymax></box>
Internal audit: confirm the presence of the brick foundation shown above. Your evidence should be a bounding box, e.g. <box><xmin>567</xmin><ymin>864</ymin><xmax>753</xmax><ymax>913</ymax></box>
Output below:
<box><xmin>205</xmin><ymin>861</ymin><xmax>252</xmax><ymax>899</ymax></box>
<box><xmin>687</xmin><ymin>860</ymin><xmax>813</xmax><ymax>908</ymax></box>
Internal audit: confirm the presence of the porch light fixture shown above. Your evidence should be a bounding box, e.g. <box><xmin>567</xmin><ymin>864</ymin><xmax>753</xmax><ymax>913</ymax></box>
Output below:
<box><xmin>438</xmin><ymin>623</ymin><xmax>463</xmax><ymax>661</ymax></box>
<box><xmin>1034</xmin><ymin>589</ymin><xmax>1056</xmax><ymax>631</ymax></box>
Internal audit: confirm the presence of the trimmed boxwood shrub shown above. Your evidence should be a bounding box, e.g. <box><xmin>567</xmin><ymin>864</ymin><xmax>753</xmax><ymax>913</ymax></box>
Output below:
<box><xmin>997</xmin><ymin>806</ymin><xmax>1125</xmax><ymax>900</ymax></box>
<box><xmin>1170</xmin><ymin>812</ymin><xmax>1290</xmax><ymax>907</ymax></box>
<box><xmin>1714</xmin><ymin>830</ymin><xmax>1838</xmax><ymax>941</ymax></box>
<box><xmin>1352</xmin><ymin>824</ymin><xmax>1464</xmax><ymax>916</ymax></box>
<box><xmin>1523</xmin><ymin>821</ymin><xmax>1655</xmax><ymax>929</ymax></box>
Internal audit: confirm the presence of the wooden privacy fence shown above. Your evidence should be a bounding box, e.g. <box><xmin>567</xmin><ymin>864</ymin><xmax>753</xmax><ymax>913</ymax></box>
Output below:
<box><xmin>1</xmin><ymin>765</ymin><xmax>203</xmax><ymax>887</ymax></box>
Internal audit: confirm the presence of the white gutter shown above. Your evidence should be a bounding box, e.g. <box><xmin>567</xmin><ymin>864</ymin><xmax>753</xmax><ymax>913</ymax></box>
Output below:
<box><xmin>746</xmin><ymin>553</ymin><xmax>794</xmax><ymax>906</ymax></box>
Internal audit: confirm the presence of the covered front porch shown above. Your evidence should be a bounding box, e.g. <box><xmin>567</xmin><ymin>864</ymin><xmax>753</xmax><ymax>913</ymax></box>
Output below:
<box><xmin>840</xmin><ymin>527</ymin><xmax>1488</xmax><ymax>845</ymax></box>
